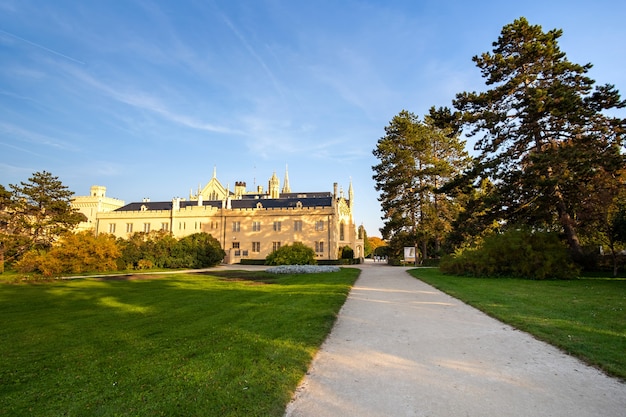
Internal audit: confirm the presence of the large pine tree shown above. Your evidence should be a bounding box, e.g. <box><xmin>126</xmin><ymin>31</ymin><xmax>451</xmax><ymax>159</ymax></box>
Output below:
<box><xmin>454</xmin><ymin>17</ymin><xmax>626</xmax><ymax>258</ymax></box>
<box><xmin>372</xmin><ymin>110</ymin><xmax>469</xmax><ymax>261</ymax></box>
<box><xmin>2</xmin><ymin>171</ymin><xmax>86</xmax><ymax>263</ymax></box>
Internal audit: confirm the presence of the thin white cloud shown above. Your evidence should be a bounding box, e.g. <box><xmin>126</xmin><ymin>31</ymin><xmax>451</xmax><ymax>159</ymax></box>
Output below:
<box><xmin>0</xmin><ymin>121</ymin><xmax>74</xmax><ymax>151</ymax></box>
<box><xmin>217</xmin><ymin>10</ymin><xmax>286</xmax><ymax>99</ymax></box>
<box><xmin>65</xmin><ymin>67</ymin><xmax>242</xmax><ymax>135</ymax></box>
<box><xmin>0</xmin><ymin>28</ymin><xmax>85</xmax><ymax>65</ymax></box>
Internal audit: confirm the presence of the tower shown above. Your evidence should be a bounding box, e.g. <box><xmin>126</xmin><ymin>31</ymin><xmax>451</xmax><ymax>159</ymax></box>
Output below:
<box><xmin>268</xmin><ymin>172</ymin><xmax>280</xmax><ymax>199</ymax></box>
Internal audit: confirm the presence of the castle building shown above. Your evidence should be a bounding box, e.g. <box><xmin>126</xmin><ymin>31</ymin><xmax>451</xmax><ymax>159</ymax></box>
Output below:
<box><xmin>81</xmin><ymin>169</ymin><xmax>363</xmax><ymax>263</ymax></box>
<box><xmin>71</xmin><ymin>185</ymin><xmax>125</xmax><ymax>232</ymax></box>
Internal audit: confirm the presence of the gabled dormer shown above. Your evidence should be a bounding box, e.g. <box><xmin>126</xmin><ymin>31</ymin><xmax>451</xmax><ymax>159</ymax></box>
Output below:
<box><xmin>192</xmin><ymin>167</ymin><xmax>229</xmax><ymax>201</ymax></box>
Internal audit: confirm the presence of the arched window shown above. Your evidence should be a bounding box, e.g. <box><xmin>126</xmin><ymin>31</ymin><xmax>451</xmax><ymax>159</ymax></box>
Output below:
<box><xmin>340</xmin><ymin>222</ymin><xmax>345</xmax><ymax>241</ymax></box>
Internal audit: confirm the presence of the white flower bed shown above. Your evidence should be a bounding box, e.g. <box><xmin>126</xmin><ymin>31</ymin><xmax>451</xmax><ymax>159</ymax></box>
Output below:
<box><xmin>265</xmin><ymin>265</ymin><xmax>341</xmax><ymax>274</ymax></box>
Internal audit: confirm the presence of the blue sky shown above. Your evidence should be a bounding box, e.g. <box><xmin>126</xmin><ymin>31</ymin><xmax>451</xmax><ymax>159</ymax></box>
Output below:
<box><xmin>1</xmin><ymin>0</ymin><xmax>625</xmax><ymax>236</ymax></box>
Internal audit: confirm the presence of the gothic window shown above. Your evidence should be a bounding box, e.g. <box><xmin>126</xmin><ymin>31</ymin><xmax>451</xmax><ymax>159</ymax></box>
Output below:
<box><xmin>315</xmin><ymin>241</ymin><xmax>324</xmax><ymax>253</ymax></box>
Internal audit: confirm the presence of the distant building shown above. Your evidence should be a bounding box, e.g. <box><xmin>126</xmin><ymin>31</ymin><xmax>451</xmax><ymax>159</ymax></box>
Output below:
<box><xmin>76</xmin><ymin>168</ymin><xmax>363</xmax><ymax>263</ymax></box>
<box><xmin>71</xmin><ymin>185</ymin><xmax>125</xmax><ymax>232</ymax></box>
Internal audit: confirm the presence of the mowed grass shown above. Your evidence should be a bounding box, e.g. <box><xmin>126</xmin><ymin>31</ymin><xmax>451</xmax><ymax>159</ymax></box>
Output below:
<box><xmin>409</xmin><ymin>268</ymin><xmax>626</xmax><ymax>380</ymax></box>
<box><xmin>0</xmin><ymin>268</ymin><xmax>360</xmax><ymax>416</ymax></box>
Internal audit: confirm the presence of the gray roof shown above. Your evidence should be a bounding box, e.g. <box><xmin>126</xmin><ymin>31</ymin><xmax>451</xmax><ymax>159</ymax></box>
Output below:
<box><xmin>115</xmin><ymin>193</ymin><xmax>334</xmax><ymax>212</ymax></box>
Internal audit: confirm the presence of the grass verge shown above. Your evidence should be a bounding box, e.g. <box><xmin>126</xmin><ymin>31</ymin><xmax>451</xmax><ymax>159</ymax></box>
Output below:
<box><xmin>408</xmin><ymin>268</ymin><xmax>626</xmax><ymax>381</ymax></box>
<box><xmin>0</xmin><ymin>268</ymin><xmax>360</xmax><ymax>416</ymax></box>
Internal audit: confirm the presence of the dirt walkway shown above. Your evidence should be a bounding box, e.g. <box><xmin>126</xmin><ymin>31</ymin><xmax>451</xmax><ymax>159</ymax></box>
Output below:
<box><xmin>284</xmin><ymin>261</ymin><xmax>626</xmax><ymax>417</ymax></box>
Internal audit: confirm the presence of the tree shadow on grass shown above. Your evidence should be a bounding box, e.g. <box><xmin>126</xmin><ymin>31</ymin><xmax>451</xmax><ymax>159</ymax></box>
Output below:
<box><xmin>0</xmin><ymin>270</ymin><xmax>359</xmax><ymax>416</ymax></box>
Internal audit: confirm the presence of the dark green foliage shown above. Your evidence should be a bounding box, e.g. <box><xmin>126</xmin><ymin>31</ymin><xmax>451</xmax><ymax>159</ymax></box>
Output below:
<box><xmin>372</xmin><ymin>110</ymin><xmax>470</xmax><ymax>262</ymax></box>
<box><xmin>373</xmin><ymin>245</ymin><xmax>389</xmax><ymax>258</ymax></box>
<box><xmin>117</xmin><ymin>231</ymin><xmax>224</xmax><ymax>270</ymax></box>
<box><xmin>340</xmin><ymin>245</ymin><xmax>354</xmax><ymax>259</ymax></box>
<box><xmin>265</xmin><ymin>242</ymin><xmax>316</xmax><ymax>265</ymax></box>
<box><xmin>1</xmin><ymin>172</ymin><xmax>86</xmax><ymax>268</ymax></box>
<box><xmin>171</xmin><ymin>232</ymin><xmax>225</xmax><ymax>268</ymax></box>
<box><xmin>453</xmin><ymin>17</ymin><xmax>626</xmax><ymax>258</ymax></box>
<box><xmin>440</xmin><ymin>229</ymin><xmax>580</xmax><ymax>279</ymax></box>
<box><xmin>116</xmin><ymin>231</ymin><xmax>170</xmax><ymax>269</ymax></box>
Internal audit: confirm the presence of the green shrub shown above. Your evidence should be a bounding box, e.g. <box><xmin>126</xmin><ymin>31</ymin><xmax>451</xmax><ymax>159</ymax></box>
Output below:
<box><xmin>170</xmin><ymin>233</ymin><xmax>225</xmax><ymax>268</ymax></box>
<box><xmin>117</xmin><ymin>231</ymin><xmax>224</xmax><ymax>270</ymax></box>
<box><xmin>440</xmin><ymin>229</ymin><xmax>580</xmax><ymax>279</ymax></box>
<box><xmin>340</xmin><ymin>245</ymin><xmax>354</xmax><ymax>259</ymax></box>
<box><xmin>265</xmin><ymin>242</ymin><xmax>316</xmax><ymax>265</ymax></box>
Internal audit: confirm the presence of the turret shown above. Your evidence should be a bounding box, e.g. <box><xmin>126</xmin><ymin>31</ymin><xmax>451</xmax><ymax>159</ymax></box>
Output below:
<box><xmin>90</xmin><ymin>185</ymin><xmax>106</xmax><ymax>198</ymax></box>
<box><xmin>235</xmin><ymin>181</ymin><xmax>246</xmax><ymax>198</ymax></box>
<box><xmin>269</xmin><ymin>172</ymin><xmax>280</xmax><ymax>199</ymax></box>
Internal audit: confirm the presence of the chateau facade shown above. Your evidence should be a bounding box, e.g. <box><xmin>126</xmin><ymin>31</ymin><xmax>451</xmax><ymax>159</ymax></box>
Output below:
<box><xmin>76</xmin><ymin>169</ymin><xmax>363</xmax><ymax>263</ymax></box>
<box><xmin>72</xmin><ymin>185</ymin><xmax>125</xmax><ymax>232</ymax></box>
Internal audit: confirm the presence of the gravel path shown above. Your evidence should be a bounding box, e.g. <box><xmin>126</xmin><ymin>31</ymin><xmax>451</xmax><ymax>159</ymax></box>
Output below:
<box><xmin>284</xmin><ymin>261</ymin><xmax>626</xmax><ymax>417</ymax></box>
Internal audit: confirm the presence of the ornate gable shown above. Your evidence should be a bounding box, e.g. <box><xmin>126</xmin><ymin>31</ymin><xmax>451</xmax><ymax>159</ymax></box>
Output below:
<box><xmin>199</xmin><ymin>176</ymin><xmax>228</xmax><ymax>201</ymax></box>
<box><xmin>191</xmin><ymin>168</ymin><xmax>230</xmax><ymax>201</ymax></box>
<box><xmin>337</xmin><ymin>198</ymin><xmax>351</xmax><ymax>219</ymax></box>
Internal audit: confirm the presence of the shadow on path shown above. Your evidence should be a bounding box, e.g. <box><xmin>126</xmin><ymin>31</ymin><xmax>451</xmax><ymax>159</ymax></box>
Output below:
<box><xmin>284</xmin><ymin>261</ymin><xmax>626</xmax><ymax>417</ymax></box>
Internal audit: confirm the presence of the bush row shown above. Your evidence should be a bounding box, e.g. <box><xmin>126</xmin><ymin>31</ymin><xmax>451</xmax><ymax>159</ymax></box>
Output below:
<box><xmin>15</xmin><ymin>231</ymin><xmax>225</xmax><ymax>277</ymax></box>
<box><xmin>439</xmin><ymin>229</ymin><xmax>580</xmax><ymax>280</ymax></box>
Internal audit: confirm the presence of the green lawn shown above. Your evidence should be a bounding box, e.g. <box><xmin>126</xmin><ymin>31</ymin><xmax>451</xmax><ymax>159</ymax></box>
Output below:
<box><xmin>409</xmin><ymin>268</ymin><xmax>626</xmax><ymax>380</ymax></box>
<box><xmin>0</xmin><ymin>268</ymin><xmax>360</xmax><ymax>416</ymax></box>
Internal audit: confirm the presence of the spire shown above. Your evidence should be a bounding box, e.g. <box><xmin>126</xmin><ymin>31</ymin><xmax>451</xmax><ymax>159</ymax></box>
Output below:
<box><xmin>348</xmin><ymin>178</ymin><xmax>354</xmax><ymax>215</ymax></box>
<box><xmin>269</xmin><ymin>171</ymin><xmax>280</xmax><ymax>199</ymax></box>
<box><xmin>282</xmin><ymin>164</ymin><xmax>291</xmax><ymax>194</ymax></box>
<box><xmin>348</xmin><ymin>177</ymin><xmax>354</xmax><ymax>203</ymax></box>
<box><xmin>212</xmin><ymin>166</ymin><xmax>217</xmax><ymax>178</ymax></box>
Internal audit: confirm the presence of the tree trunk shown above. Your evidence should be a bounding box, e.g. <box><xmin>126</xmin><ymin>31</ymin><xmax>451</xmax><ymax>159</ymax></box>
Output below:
<box><xmin>555</xmin><ymin>196</ymin><xmax>584</xmax><ymax>259</ymax></box>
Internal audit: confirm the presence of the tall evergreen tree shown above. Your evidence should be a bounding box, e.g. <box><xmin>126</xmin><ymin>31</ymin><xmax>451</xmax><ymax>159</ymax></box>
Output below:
<box><xmin>454</xmin><ymin>17</ymin><xmax>626</xmax><ymax>258</ymax></box>
<box><xmin>372</xmin><ymin>110</ymin><xmax>469</xmax><ymax>261</ymax></box>
<box><xmin>5</xmin><ymin>171</ymin><xmax>86</xmax><ymax>259</ymax></box>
